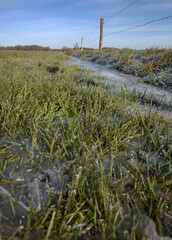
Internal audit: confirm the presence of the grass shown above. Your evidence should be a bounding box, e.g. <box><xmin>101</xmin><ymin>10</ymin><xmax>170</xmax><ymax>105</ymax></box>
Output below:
<box><xmin>0</xmin><ymin>50</ymin><xmax>172</xmax><ymax>239</ymax></box>
<box><xmin>71</xmin><ymin>47</ymin><xmax>172</xmax><ymax>89</ymax></box>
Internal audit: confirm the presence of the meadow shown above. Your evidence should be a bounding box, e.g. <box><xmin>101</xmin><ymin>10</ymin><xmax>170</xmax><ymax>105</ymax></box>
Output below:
<box><xmin>71</xmin><ymin>47</ymin><xmax>172</xmax><ymax>90</ymax></box>
<box><xmin>0</xmin><ymin>50</ymin><xmax>171</xmax><ymax>239</ymax></box>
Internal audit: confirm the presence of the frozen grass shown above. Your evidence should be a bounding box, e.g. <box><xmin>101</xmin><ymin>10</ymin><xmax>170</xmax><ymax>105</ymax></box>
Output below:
<box><xmin>0</xmin><ymin>51</ymin><xmax>172</xmax><ymax>239</ymax></box>
<box><xmin>71</xmin><ymin>47</ymin><xmax>172</xmax><ymax>89</ymax></box>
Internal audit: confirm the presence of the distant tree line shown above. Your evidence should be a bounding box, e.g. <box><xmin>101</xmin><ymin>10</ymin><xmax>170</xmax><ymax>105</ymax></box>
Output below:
<box><xmin>0</xmin><ymin>45</ymin><xmax>51</xmax><ymax>51</ymax></box>
<box><xmin>0</xmin><ymin>44</ymin><xmax>105</xmax><ymax>52</ymax></box>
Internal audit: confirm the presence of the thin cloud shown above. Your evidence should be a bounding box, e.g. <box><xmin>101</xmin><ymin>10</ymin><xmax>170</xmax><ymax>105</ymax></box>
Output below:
<box><xmin>0</xmin><ymin>0</ymin><xmax>171</xmax><ymax>49</ymax></box>
<box><xmin>139</xmin><ymin>0</ymin><xmax>172</xmax><ymax>11</ymax></box>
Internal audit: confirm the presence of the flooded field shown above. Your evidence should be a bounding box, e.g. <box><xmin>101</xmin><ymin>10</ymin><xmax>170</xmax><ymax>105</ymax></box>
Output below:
<box><xmin>71</xmin><ymin>48</ymin><xmax>172</xmax><ymax>90</ymax></box>
<box><xmin>69</xmin><ymin>57</ymin><xmax>172</xmax><ymax>118</ymax></box>
<box><xmin>0</xmin><ymin>50</ymin><xmax>172</xmax><ymax>239</ymax></box>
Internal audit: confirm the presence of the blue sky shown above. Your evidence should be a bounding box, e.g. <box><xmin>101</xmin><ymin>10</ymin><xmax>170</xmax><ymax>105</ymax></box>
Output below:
<box><xmin>0</xmin><ymin>0</ymin><xmax>172</xmax><ymax>49</ymax></box>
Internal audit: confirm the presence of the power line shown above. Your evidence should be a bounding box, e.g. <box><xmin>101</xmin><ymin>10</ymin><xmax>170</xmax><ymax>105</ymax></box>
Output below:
<box><xmin>84</xmin><ymin>15</ymin><xmax>172</xmax><ymax>46</ymax></box>
<box><xmin>104</xmin><ymin>0</ymin><xmax>139</xmax><ymax>24</ymax></box>
<box><xmin>84</xmin><ymin>0</ymin><xmax>139</xmax><ymax>40</ymax></box>
<box><xmin>85</xmin><ymin>37</ymin><xmax>99</xmax><ymax>45</ymax></box>
<box><xmin>84</xmin><ymin>27</ymin><xmax>99</xmax><ymax>40</ymax></box>
<box><xmin>104</xmin><ymin>15</ymin><xmax>172</xmax><ymax>37</ymax></box>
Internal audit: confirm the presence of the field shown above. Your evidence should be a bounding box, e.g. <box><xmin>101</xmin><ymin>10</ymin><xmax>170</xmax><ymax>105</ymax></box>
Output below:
<box><xmin>0</xmin><ymin>50</ymin><xmax>172</xmax><ymax>239</ymax></box>
<box><xmin>71</xmin><ymin>47</ymin><xmax>172</xmax><ymax>90</ymax></box>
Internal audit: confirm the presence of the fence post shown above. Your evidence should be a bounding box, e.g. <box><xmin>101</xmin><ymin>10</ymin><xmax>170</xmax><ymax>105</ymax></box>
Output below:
<box><xmin>81</xmin><ymin>37</ymin><xmax>83</xmax><ymax>51</ymax></box>
<box><xmin>99</xmin><ymin>18</ymin><xmax>104</xmax><ymax>51</ymax></box>
<box><xmin>74</xmin><ymin>43</ymin><xmax>79</xmax><ymax>50</ymax></box>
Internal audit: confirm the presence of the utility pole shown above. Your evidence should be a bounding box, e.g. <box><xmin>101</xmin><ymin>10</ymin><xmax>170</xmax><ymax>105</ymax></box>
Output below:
<box><xmin>74</xmin><ymin>43</ymin><xmax>79</xmax><ymax>50</ymax></box>
<box><xmin>81</xmin><ymin>37</ymin><xmax>83</xmax><ymax>51</ymax></box>
<box><xmin>99</xmin><ymin>18</ymin><xmax>104</xmax><ymax>51</ymax></box>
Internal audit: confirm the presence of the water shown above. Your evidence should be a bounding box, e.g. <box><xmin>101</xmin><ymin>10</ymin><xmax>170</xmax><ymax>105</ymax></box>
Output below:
<box><xmin>69</xmin><ymin>57</ymin><xmax>172</xmax><ymax>119</ymax></box>
<box><xmin>0</xmin><ymin>137</ymin><xmax>69</xmax><ymax>237</ymax></box>
<box><xmin>1</xmin><ymin>57</ymin><xmax>171</xmax><ymax>239</ymax></box>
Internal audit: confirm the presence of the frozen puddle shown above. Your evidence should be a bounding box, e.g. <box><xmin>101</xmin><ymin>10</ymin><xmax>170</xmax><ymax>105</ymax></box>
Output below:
<box><xmin>68</xmin><ymin>57</ymin><xmax>172</xmax><ymax>119</ymax></box>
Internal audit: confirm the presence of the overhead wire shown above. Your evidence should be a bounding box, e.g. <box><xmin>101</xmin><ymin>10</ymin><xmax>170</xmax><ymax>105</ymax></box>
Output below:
<box><xmin>84</xmin><ymin>37</ymin><xmax>99</xmax><ymax>45</ymax></box>
<box><xmin>104</xmin><ymin>0</ymin><xmax>139</xmax><ymax>24</ymax></box>
<box><xmin>104</xmin><ymin>15</ymin><xmax>172</xmax><ymax>37</ymax></box>
<box><xmin>84</xmin><ymin>0</ymin><xmax>139</xmax><ymax>41</ymax></box>
<box><xmin>84</xmin><ymin>27</ymin><xmax>99</xmax><ymax>40</ymax></box>
<box><xmin>84</xmin><ymin>15</ymin><xmax>172</xmax><ymax>46</ymax></box>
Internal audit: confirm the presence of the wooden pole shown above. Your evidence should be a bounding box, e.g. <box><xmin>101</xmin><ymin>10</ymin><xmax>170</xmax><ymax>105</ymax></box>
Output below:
<box><xmin>75</xmin><ymin>43</ymin><xmax>79</xmax><ymax>50</ymax></box>
<box><xmin>81</xmin><ymin>37</ymin><xmax>83</xmax><ymax>51</ymax></box>
<box><xmin>99</xmin><ymin>18</ymin><xmax>104</xmax><ymax>51</ymax></box>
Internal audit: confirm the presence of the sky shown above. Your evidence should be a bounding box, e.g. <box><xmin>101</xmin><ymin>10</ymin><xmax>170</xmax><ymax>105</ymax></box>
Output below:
<box><xmin>0</xmin><ymin>0</ymin><xmax>172</xmax><ymax>49</ymax></box>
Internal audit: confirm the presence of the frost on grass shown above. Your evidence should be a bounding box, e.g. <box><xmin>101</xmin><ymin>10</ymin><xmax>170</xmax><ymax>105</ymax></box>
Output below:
<box><xmin>0</xmin><ymin>50</ymin><xmax>171</xmax><ymax>239</ymax></box>
<box><xmin>72</xmin><ymin>48</ymin><xmax>172</xmax><ymax>90</ymax></box>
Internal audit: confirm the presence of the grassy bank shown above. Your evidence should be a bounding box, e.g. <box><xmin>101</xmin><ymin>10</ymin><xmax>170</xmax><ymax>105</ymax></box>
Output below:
<box><xmin>0</xmin><ymin>51</ymin><xmax>171</xmax><ymax>239</ymax></box>
<box><xmin>70</xmin><ymin>47</ymin><xmax>172</xmax><ymax>90</ymax></box>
